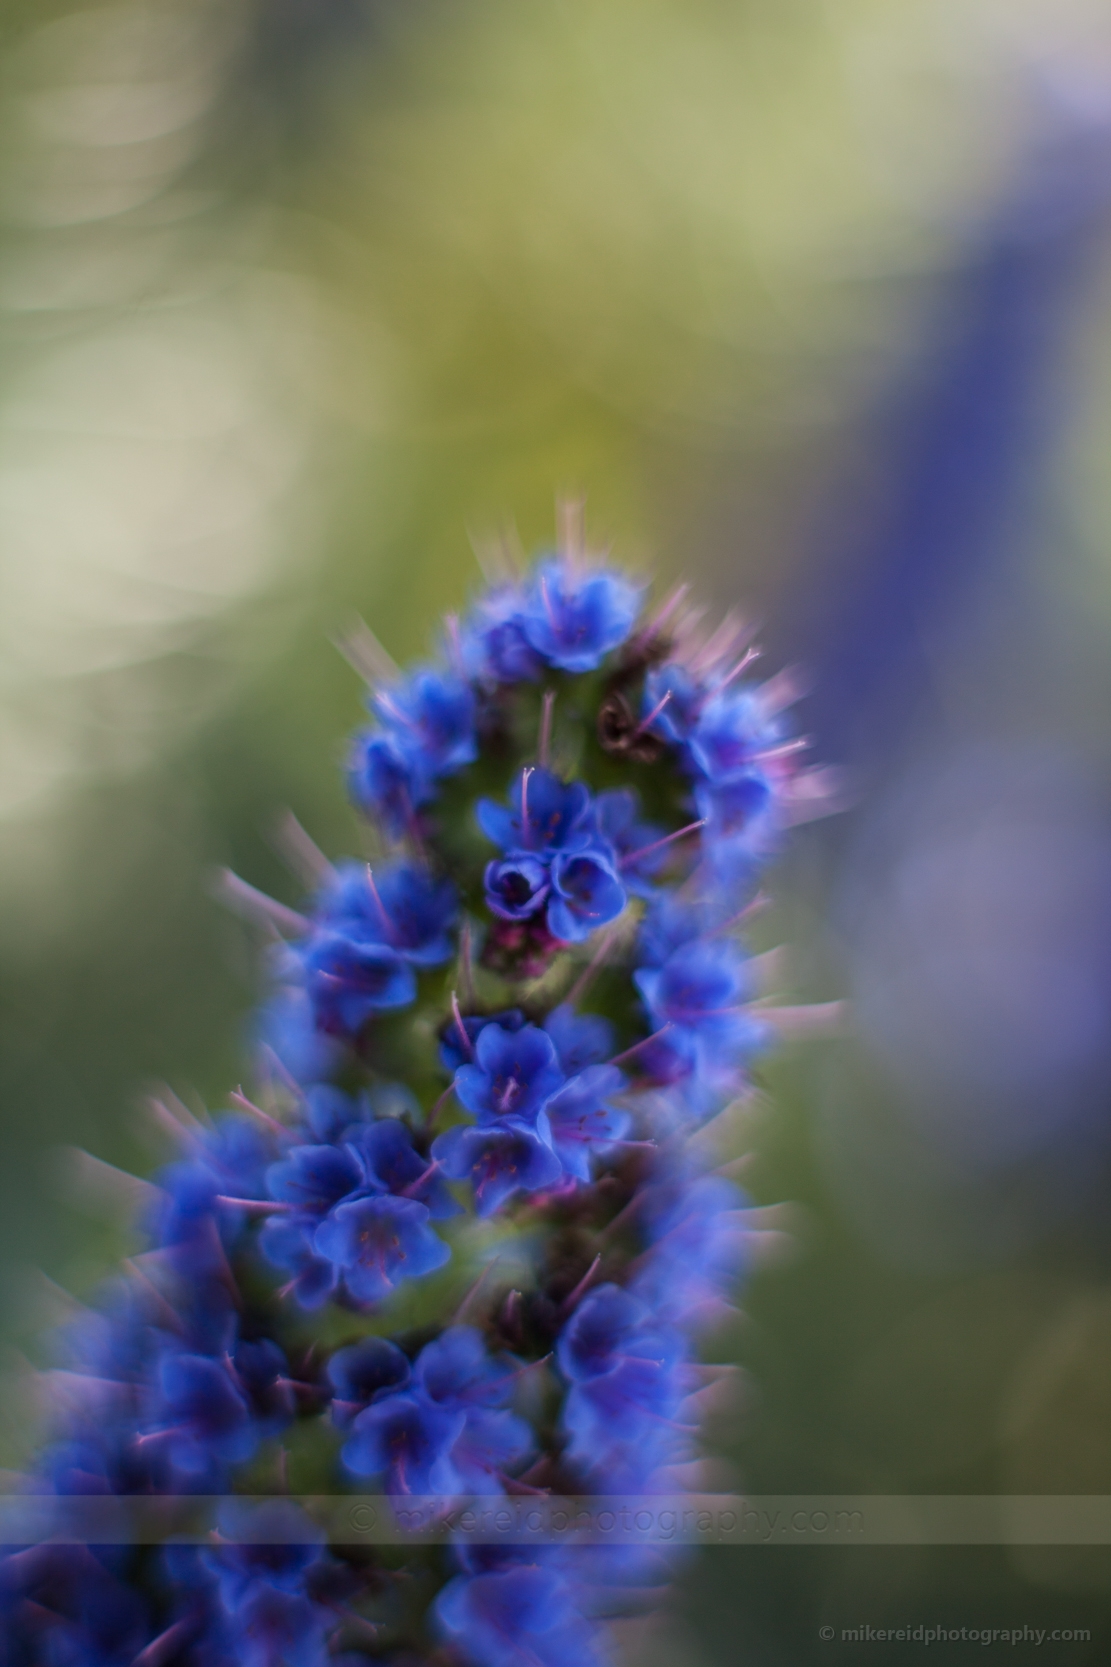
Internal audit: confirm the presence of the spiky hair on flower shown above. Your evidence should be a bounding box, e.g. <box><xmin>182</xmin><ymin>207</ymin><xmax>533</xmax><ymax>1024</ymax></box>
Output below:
<box><xmin>1</xmin><ymin>509</ymin><xmax>841</xmax><ymax>1667</ymax></box>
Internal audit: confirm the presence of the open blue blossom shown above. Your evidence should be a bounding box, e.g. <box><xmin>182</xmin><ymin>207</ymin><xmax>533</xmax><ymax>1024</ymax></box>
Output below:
<box><xmin>301</xmin><ymin>932</ymin><xmax>415</xmax><ymax>1035</ymax></box>
<box><xmin>341</xmin><ymin>1389</ymin><xmax>464</xmax><ymax>1494</ymax></box>
<box><xmin>435</xmin><ymin>1563</ymin><xmax>606</xmax><ymax>1667</ymax></box>
<box><xmin>348</xmin><ymin>730</ymin><xmax>428</xmax><ymax>837</ymax></box>
<box><xmin>265</xmin><ymin>1142</ymin><xmax>363</xmax><ymax>1216</ymax></box>
<box><xmin>634</xmin><ymin>939</ymin><xmax>754</xmax><ymax>1056</ymax></box>
<box><xmin>142</xmin><ymin>1350</ymin><xmax>256</xmax><ymax>1481</ymax></box>
<box><xmin>641</xmin><ymin>661</ymin><xmax>703</xmax><ymax>746</ymax></box>
<box><xmin>315</xmin><ymin>860</ymin><xmax>458</xmax><ymax>967</ymax></box>
<box><xmin>257</xmin><ymin>1213</ymin><xmax>338</xmax><ymax>1309</ymax></box>
<box><xmin>477</xmin><ymin>767</ymin><xmax>591</xmax><ymax>857</ymax></box>
<box><xmin>299</xmin><ymin>1084</ymin><xmax>363</xmax><ymax>1142</ymax></box>
<box><xmin>439</xmin><ymin>1007</ymin><xmax>525</xmax><ymax>1072</ymax></box>
<box><xmin>432</xmin><ymin>1123</ymin><xmax>562</xmax><ymax>1216</ymax></box>
<box><xmin>204</xmin><ymin>1500</ymin><xmax>327</xmax><ymax>1605</ymax></box>
<box><xmin>484</xmin><ymin>852</ymin><xmax>551</xmax><ymax>921</ymax></box>
<box><xmin>314</xmin><ymin>1194</ymin><xmax>450</xmax><ymax>1304</ymax></box>
<box><xmin>547</xmin><ymin>847</ymin><xmax>626</xmax><ymax>942</ymax></box>
<box><xmin>631</xmin><ymin>1176</ymin><xmax>751</xmax><ymax>1329</ymax></box>
<box><xmin>453</xmin><ymin>1021</ymin><xmax>565</xmax><ymax>1128</ymax></box>
<box><xmin>345</xmin><ymin>1116</ymin><xmax>461</xmax><ymax>1218</ymax></box>
<box><xmin>542</xmin><ymin>1004</ymin><xmax>613</xmax><ymax>1075</ymax></box>
<box><xmin>520</xmin><ymin>558</ymin><xmax>643</xmax><ymax>673</ymax></box>
<box><xmin>445</xmin><ymin>1405</ymin><xmax>534</xmax><ymax>1496</ymax></box>
<box><xmin>461</xmin><ymin>583</ymin><xmax>544</xmax><ymax>684</ymax></box>
<box><xmin>688</xmin><ymin>687</ymin><xmax>779</xmax><ymax>784</ymax></box>
<box><xmin>327</xmin><ymin>1337</ymin><xmax>411</xmax><ymax>1428</ymax></box>
<box><xmin>221</xmin><ymin>1580</ymin><xmax>336</xmax><ymax>1667</ymax></box>
<box><xmin>542</xmin><ymin>1066</ymin><xmax>630</xmax><ymax>1181</ymax></box>
<box><xmin>373</xmin><ymin>667</ymin><xmax>477</xmax><ymax>777</ymax></box>
<box><xmin>591</xmin><ymin>787</ymin><xmax>667</xmax><ymax>895</ymax></box>
<box><xmin>415</xmin><ymin>1326</ymin><xmax>514</xmax><ymax>1409</ymax></box>
<box><xmin>557</xmin><ymin>1286</ymin><xmax>690</xmax><ymax>1490</ymax></box>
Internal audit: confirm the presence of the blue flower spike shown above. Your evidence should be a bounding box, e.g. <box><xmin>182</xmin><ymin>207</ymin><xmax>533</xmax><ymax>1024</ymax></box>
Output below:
<box><xmin>5</xmin><ymin>526</ymin><xmax>839</xmax><ymax>1667</ymax></box>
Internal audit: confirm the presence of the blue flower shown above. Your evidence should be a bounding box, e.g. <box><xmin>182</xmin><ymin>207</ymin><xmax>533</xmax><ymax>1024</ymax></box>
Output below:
<box><xmin>461</xmin><ymin>583</ymin><xmax>544</xmax><ymax>684</ymax></box>
<box><xmin>415</xmin><ymin>1326</ymin><xmax>514</xmax><ymax>1409</ymax></box>
<box><xmin>453</xmin><ymin>1022</ymin><xmax>565</xmax><ymax>1128</ymax></box>
<box><xmin>641</xmin><ymin>662</ymin><xmax>703</xmax><ymax>746</ymax></box>
<box><xmin>340</xmin><ymin>1389</ymin><xmax>464</xmax><ymax>1494</ymax></box>
<box><xmin>232</xmin><ymin>1338</ymin><xmax>296</xmax><ymax>1441</ymax></box>
<box><xmin>542</xmin><ymin>1005</ymin><xmax>612</xmax><ymax>1076</ymax></box>
<box><xmin>205</xmin><ymin>1499</ymin><xmax>326</xmax><ymax>1605</ymax></box>
<box><xmin>484</xmin><ymin>852</ymin><xmax>551</xmax><ymax>921</ymax></box>
<box><xmin>255</xmin><ymin>957</ymin><xmax>344</xmax><ymax>1087</ymax></box>
<box><xmin>373</xmin><ymin>667</ymin><xmax>477</xmax><ymax>777</ymax></box>
<box><xmin>345</xmin><ymin>1117</ymin><xmax>461</xmax><ymax>1219</ymax></box>
<box><xmin>557</xmin><ymin>1286</ymin><xmax>690</xmax><ymax>1490</ymax></box>
<box><xmin>313</xmin><ymin>1194</ymin><xmax>450</xmax><ymax>1304</ymax></box>
<box><xmin>143</xmin><ymin>1350</ymin><xmax>255</xmax><ymax>1480</ymax></box>
<box><xmin>222</xmin><ymin>1580</ymin><xmax>335</xmax><ymax>1667</ymax></box>
<box><xmin>316</xmin><ymin>860</ymin><xmax>458</xmax><ymax>968</ymax></box>
<box><xmin>435</xmin><ymin>1564</ymin><xmax>605</xmax><ymax>1667</ymax></box>
<box><xmin>257</xmin><ymin>1214</ymin><xmax>338</xmax><ymax>1309</ymax></box>
<box><xmin>327</xmin><ymin>1337</ymin><xmax>411</xmax><ymax>1429</ymax></box>
<box><xmin>301</xmin><ymin>933</ymin><xmax>415</xmax><ymax>1035</ymax></box>
<box><xmin>688</xmin><ymin>687</ymin><xmax>778</xmax><ymax>784</ymax></box>
<box><xmin>547</xmin><ymin>847</ymin><xmax>626</xmax><ymax>942</ymax></box>
<box><xmin>415</xmin><ymin>1328</ymin><xmax>534</xmax><ymax>1493</ymax></box>
<box><xmin>591</xmin><ymin>788</ymin><xmax>667</xmax><ymax>896</ymax></box>
<box><xmin>439</xmin><ymin>1008</ymin><xmax>526</xmax><ymax>1073</ymax></box>
<box><xmin>348</xmin><ymin>730</ymin><xmax>428</xmax><ymax>838</ymax></box>
<box><xmin>634</xmin><ymin>939</ymin><xmax>754</xmax><ymax>1057</ymax></box>
<box><xmin>431</xmin><ymin>1124</ymin><xmax>562</xmax><ymax>1216</ymax></box>
<box><xmin>445</xmin><ymin>1406</ymin><xmax>534</xmax><ymax>1495</ymax></box>
<box><xmin>265</xmin><ymin>1143</ymin><xmax>364</xmax><ymax>1216</ymax></box>
<box><xmin>477</xmin><ymin>767</ymin><xmax>591</xmax><ymax>857</ymax></box>
<box><xmin>300</xmin><ymin>1084</ymin><xmax>363</xmax><ymax>1142</ymax></box>
<box><xmin>631</xmin><ymin>1176</ymin><xmax>751</xmax><ymax>1330</ymax></box>
<box><xmin>520</xmin><ymin>557</ymin><xmax>643</xmax><ymax>673</ymax></box>
<box><xmin>542</xmin><ymin>1066</ymin><xmax>630</xmax><ymax>1181</ymax></box>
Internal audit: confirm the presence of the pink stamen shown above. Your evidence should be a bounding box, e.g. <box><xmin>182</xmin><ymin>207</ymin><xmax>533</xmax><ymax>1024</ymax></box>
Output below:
<box><xmin>425</xmin><ymin>1082</ymin><xmax>457</xmax><ymax>1130</ymax></box>
<box><xmin>560</xmin><ymin>1253</ymin><xmax>602</xmax><ymax>1314</ymax></box>
<box><xmin>215</xmin><ymin>870</ymin><xmax>309</xmax><ymax>938</ymax></box>
<box><xmin>131</xmin><ymin>1617</ymin><xmax>196</xmax><ymax>1667</ymax></box>
<box><xmin>752</xmin><ymin>737</ymin><xmax>809</xmax><ymax>763</ymax></box>
<box><xmin>214</xmin><ymin>1196</ymin><xmax>293</xmax><ymax>1215</ymax></box>
<box><xmin>631</xmin><ymin>689</ymin><xmax>672</xmax><ymax>740</ymax></box>
<box><xmin>458</xmin><ymin>918</ymin><xmax>476</xmax><ymax>1006</ymax></box>
<box><xmin>520</xmin><ymin>766</ymin><xmax>534</xmax><ymax>846</ymax></box>
<box><xmin>619</xmin><ymin>820</ymin><xmax>705</xmax><ymax>870</ymax></box>
<box><xmin>453</xmin><ymin>1256</ymin><xmax>502</xmax><ymax>1324</ymax></box>
<box><xmin>538</xmin><ymin>689</ymin><xmax>556</xmax><ymax>768</ymax></box>
<box><xmin>646</xmin><ymin>583</ymin><xmax>690</xmax><ymax>636</ymax></box>
<box><xmin>365</xmin><ymin>867</ymin><xmax>395</xmax><ymax>940</ymax></box>
<box><xmin>401</xmin><ymin>1159</ymin><xmax>442</xmax><ymax>1198</ymax></box>
<box><xmin>717</xmin><ymin>646</ymin><xmax>761</xmax><ymax>689</ymax></box>
<box><xmin>133</xmin><ymin>1425</ymin><xmax>190</xmax><ymax>1450</ymax></box>
<box><xmin>444</xmin><ymin>613</ymin><xmax>465</xmax><ymax>674</ymax></box>
<box><xmin>451</xmin><ymin>991</ymin><xmax>474</xmax><ymax>1059</ymax></box>
<box><xmin>499</xmin><ymin>1472</ymin><xmax>551</xmax><ymax>1497</ymax></box>
<box><xmin>564</xmin><ymin>924</ymin><xmax>620</xmax><ymax>1008</ymax></box>
<box><xmin>228</xmin><ymin>1089</ymin><xmax>287</xmax><ymax>1138</ymax></box>
<box><xmin>608</xmin><ymin>1024</ymin><xmax>674</xmax><ymax>1068</ymax></box>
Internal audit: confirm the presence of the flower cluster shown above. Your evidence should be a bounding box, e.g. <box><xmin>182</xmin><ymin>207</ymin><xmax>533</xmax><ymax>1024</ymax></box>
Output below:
<box><xmin>2</xmin><ymin>533</ymin><xmax>836</xmax><ymax>1666</ymax></box>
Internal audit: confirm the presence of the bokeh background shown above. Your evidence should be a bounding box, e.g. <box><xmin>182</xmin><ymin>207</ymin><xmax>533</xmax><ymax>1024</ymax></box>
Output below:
<box><xmin>3</xmin><ymin>1</ymin><xmax>1111</xmax><ymax>1660</ymax></box>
